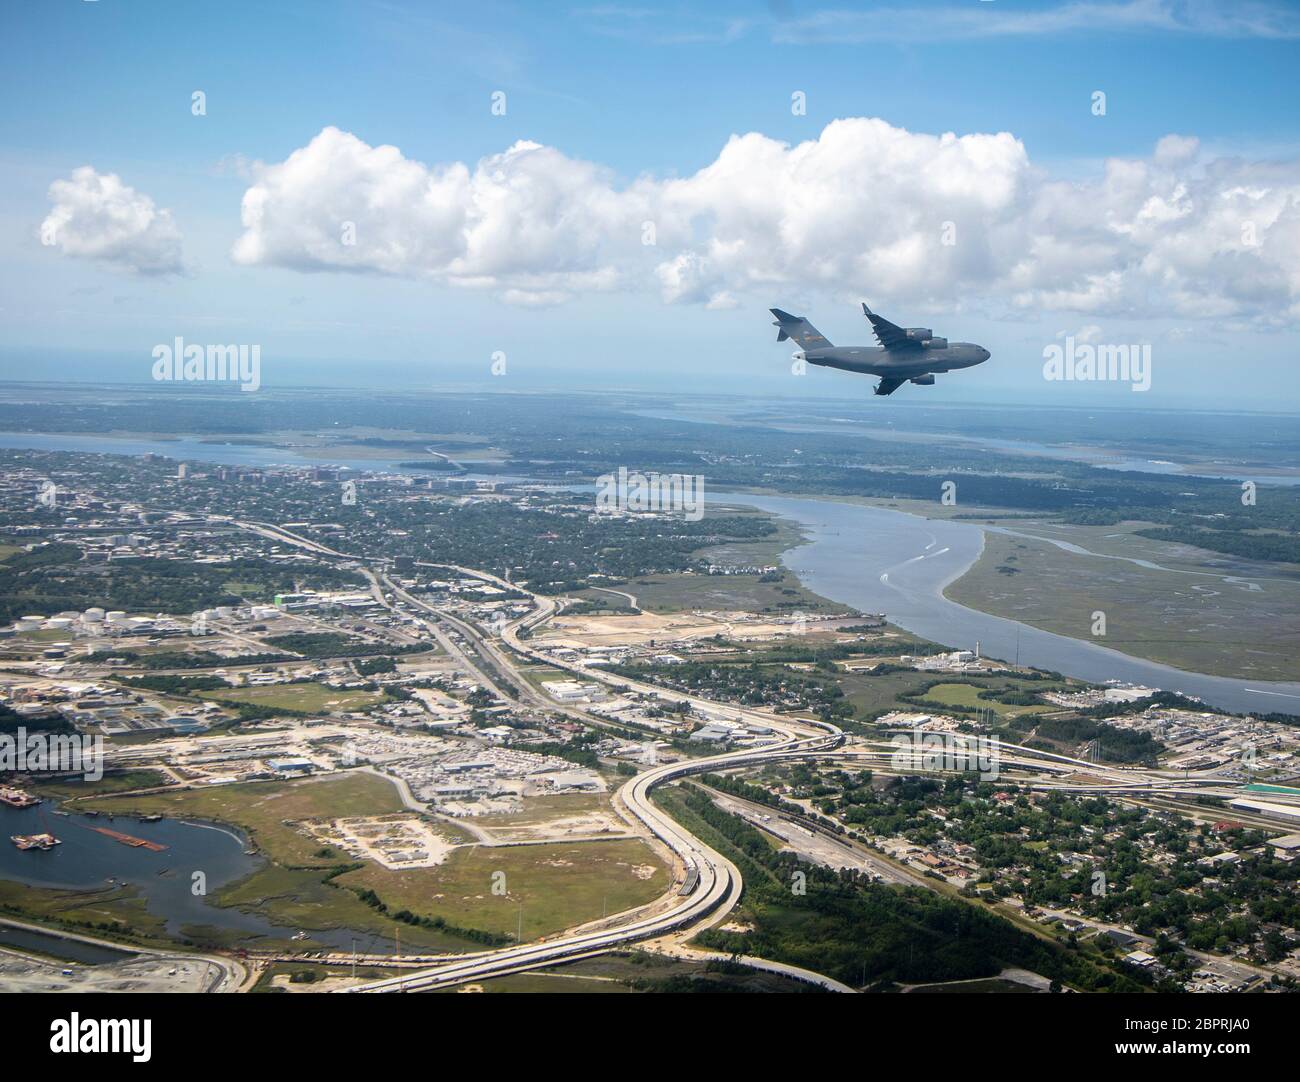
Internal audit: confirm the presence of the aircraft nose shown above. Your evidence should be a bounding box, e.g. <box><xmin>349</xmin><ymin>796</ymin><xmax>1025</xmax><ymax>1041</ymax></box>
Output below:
<box><xmin>978</xmin><ymin>347</ymin><xmax>990</xmax><ymax>362</ymax></box>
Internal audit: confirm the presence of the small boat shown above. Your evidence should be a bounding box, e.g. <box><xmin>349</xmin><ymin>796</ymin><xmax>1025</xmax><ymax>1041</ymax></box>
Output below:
<box><xmin>140</xmin><ymin>814</ymin><xmax>163</xmax><ymax>822</ymax></box>
<box><xmin>11</xmin><ymin>833</ymin><xmax>61</xmax><ymax>851</ymax></box>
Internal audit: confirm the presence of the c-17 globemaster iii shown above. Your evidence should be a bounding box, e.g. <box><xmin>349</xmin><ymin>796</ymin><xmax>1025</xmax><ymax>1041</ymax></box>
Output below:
<box><xmin>771</xmin><ymin>303</ymin><xmax>990</xmax><ymax>395</ymax></box>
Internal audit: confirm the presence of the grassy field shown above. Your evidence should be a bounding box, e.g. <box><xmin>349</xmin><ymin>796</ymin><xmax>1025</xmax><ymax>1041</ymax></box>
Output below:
<box><xmin>0</xmin><ymin>879</ymin><xmax>173</xmax><ymax>949</ymax></box>
<box><xmin>568</xmin><ymin>589</ymin><xmax>637</xmax><ymax>612</ymax></box>
<box><xmin>197</xmin><ymin>683</ymin><xmax>385</xmax><ymax>714</ymax></box>
<box><xmin>946</xmin><ymin>524</ymin><xmax>1300</xmax><ymax>681</ymax></box>
<box><xmin>474</xmin><ymin>792</ymin><xmax>620</xmax><ymax>831</ymax></box>
<box><xmin>209</xmin><ymin>862</ymin><xmax>475</xmax><ymax>952</ymax></box>
<box><xmin>30</xmin><ymin>768</ymin><xmax>169</xmax><ymax>801</ymax></box>
<box><xmin>836</xmin><ymin>668</ymin><xmax>944</xmax><ymax>716</ymax></box>
<box><xmin>81</xmin><ymin>773</ymin><xmax>487</xmax><ymax>951</ymax></box>
<box><xmin>81</xmin><ymin>773</ymin><xmax>667</xmax><ymax>948</ymax></box>
<box><xmin>627</xmin><ymin>507</ymin><xmax>853</xmax><ymax>615</ymax></box>
<box><xmin>85</xmin><ymin>772</ymin><xmax>405</xmax><ymax>867</ymax></box>
<box><xmin>629</xmin><ymin>571</ymin><xmax>849</xmax><ymax>615</ymax></box>
<box><xmin>515</xmin><ymin>664</ymin><xmax>572</xmax><ymax>694</ymax></box>
<box><xmin>252</xmin><ymin>960</ymin><xmax>395</xmax><ymax>991</ymax></box>
<box><xmin>471</xmin><ymin>792</ymin><xmax>631</xmax><ymax>843</ymax></box>
<box><xmin>336</xmin><ymin>837</ymin><xmax>667</xmax><ymax>941</ymax></box>
<box><xmin>921</xmin><ymin>682</ymin><xmax>1054</xmax><ymax>719</ymax></box>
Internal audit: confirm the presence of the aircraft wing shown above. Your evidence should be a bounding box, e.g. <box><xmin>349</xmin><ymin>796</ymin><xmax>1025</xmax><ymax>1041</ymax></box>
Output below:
<box><xmin>862</xmin><ymin>304</ymin><xmax>919</xmax><ymax>351</ymax></box>
<box><xmin>873</xmin><ymin>376</ymin><xmax>907</xmax><ymax>396</ymax></box>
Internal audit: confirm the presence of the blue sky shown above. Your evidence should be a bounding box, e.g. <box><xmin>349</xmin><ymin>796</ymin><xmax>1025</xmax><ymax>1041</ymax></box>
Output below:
<box><xmin>2</xmin><ymin>0</ymin><xmax>1299</xmax><ymax>408</ymax></box>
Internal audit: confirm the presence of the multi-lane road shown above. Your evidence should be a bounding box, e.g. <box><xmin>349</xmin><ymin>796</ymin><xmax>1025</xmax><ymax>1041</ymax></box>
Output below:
<box><xmin>219</xmin><ymin>516</ymin><xmax>1293</xmax><ymax>993</ymax></box>
<box><xmin>342</xmin><ymin>723</ymin><xmax>842</xmax><ymax>993</ymax></box>
<box><xmin>223</xmin><ymin>518</ymin><xmax>851</xmax><ymax>991</ymax></box>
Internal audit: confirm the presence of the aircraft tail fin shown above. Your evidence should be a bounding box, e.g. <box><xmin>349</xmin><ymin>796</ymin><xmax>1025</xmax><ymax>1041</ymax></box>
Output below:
<box><xmin>770</xmin><ymin>308</ymin><xmax>832</xmax><ymax>350</ymax></box>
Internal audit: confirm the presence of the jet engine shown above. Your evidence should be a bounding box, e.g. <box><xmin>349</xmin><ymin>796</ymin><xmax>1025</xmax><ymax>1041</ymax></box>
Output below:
<box><xmin>904</xmin><ymin>327</ymin><xmax>933</xmax><ymax>341</ymax></box>
<box><xmin>921</xmin><ymin>337</ymin><xmax>948</xmax><ymax>349</ymax></box>
<box><xmin>909</xmin><ymin>374</ymin><xmax>935</xmax><ymax>385</ymax></box>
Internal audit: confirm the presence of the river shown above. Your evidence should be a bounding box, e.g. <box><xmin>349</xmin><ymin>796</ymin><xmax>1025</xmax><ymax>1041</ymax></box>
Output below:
<box><xmin>3</xmin><ymin>428</ymin><xmax>1296</xmax><ymax>712</ymax></box>
<box><xmin>715</xmin><ymin>492</ymin><xmax>1300</xmax><ymax>714</ymax></box>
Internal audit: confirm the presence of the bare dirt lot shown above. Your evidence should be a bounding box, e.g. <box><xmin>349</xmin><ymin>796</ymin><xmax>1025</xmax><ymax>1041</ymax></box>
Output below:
<box><xmin>537</xmin><ymin>610</ymin><xmax>843</xmax><ymax>649</ymax></box>
<box><xmin>0</xmin><ymin>951</ymin><xmax>227</xmax><ymax>993</ymax></box>
<box><xmin>296</xmin><ymin>813</ymin><xmax>458</xmax><ymax>868</ymax></box>
<box><xmin>474</xmin><ymin>793</ymin><xmax>634</xmax><ymax>843</ymax></box>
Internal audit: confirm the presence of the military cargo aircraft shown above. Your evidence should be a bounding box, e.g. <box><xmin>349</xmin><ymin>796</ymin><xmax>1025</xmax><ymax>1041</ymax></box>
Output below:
<box><xmin>771</xmin><ymin>303</ymin><xmax>989</xmax><ymax>395</ymax></box>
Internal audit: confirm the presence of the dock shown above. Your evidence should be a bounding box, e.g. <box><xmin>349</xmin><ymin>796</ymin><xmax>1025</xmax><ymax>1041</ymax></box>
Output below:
<box><xmin>90</xmin><ymin>826</ymin><xmax>168</xmax><ymax>852</ymax></box>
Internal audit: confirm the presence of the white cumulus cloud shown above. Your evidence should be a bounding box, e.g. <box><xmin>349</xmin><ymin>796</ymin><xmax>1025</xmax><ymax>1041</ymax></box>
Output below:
<box><xmin>229</xmin><ymin>121</ymin><xmax>1300</xmax><ymax>323</ymax></box>
<box><xmin>231</xmin><ymin>126</ymin><xmax>652</xmax><ymax>304</ymax></box>
<box><xmin>40</xmin><ymin>167</ymin><xmax>184</xmax><ymax>275</ymax></box>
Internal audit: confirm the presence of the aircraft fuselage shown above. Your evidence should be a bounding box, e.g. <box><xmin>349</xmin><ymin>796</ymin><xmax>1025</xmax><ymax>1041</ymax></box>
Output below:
<box><xmin>798</xmin><ymin>343</ymin><xmax>988</xmax><ymax>378</ymax></box>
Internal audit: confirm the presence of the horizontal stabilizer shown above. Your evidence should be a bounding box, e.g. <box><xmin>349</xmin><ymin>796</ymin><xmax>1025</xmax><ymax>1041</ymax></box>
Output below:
<box><xmin>770</xmin><ymin>308</ymin><xmax>832</xmax><ymax>350</ymax></box>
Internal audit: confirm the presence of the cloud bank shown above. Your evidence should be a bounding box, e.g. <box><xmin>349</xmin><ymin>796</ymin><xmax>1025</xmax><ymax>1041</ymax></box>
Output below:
<box><xmin>230</xmin><ymin>120</ymin><xmax>1300</xmax><ymax>321</ymax></box>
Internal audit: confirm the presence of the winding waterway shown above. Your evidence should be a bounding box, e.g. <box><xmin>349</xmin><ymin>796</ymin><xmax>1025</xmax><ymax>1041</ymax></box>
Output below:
<box><xmin>716</xmin><ymin>492</ymin><xmax>1300</xmax><ymax>714</ymax></box>
<box><xmin>4</xmin><ymin>428</ymin><xmax>1296</xmax><ymax>713</ymax></box>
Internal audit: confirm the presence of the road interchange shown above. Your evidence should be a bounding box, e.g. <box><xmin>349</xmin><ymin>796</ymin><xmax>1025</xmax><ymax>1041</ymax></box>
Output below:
<box><xmin>219</xmin><ymin>517</ymin><xmax>1291</xmax><ymax>993</ymax></box>
<box><xmin>221</xmin><ymin>519</ymin><xmax>849</xmax><ymax>990</ymax></box>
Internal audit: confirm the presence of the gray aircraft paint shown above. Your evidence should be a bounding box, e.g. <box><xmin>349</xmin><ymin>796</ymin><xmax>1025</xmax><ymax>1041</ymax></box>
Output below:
<box><xmin>771</xmin><ymin>303</ymin><xmax>989</xmax><ymax>395</ymax></box>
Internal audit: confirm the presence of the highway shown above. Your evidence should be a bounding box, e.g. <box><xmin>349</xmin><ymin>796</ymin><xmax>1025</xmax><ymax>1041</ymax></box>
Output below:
<box><xmin>704</xmin><ymin>787</ymin><xmax>917</xmax><ymax>886</ymax></box>
<box><xmin>221</xmin><ymin>519</ymin><xmax>851</xmax><ymax>991</ymax></box>
<box><xmin>341</xmin><ymin>723</ymin><xmax>840</xmax><ymax>992</ymax></box>
<box><xmin>220</xmin><ymin>516</ymin><xmax>1293</xmax><ymax>993</ymax></box>
<box><xmin>837</xmin><ymin>736</ymin><xmax>1280</xmax><ymax>808</ymax></box>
